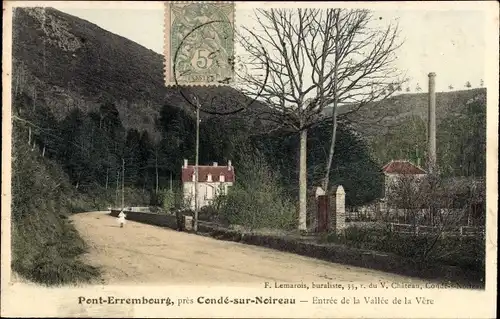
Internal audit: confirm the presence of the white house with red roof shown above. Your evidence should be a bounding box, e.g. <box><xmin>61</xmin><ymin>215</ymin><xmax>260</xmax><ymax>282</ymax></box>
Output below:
<box><xmin>181</xmin><ymin>159</ymin><xmax>235</xmax><ymax>210</ymax></box>
<box><xmin>381</xmin><ymin>160</ymin><xmax>427</xmax><ymax>200</ymax></box>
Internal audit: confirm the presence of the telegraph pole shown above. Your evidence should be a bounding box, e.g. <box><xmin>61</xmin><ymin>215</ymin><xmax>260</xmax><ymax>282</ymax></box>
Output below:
<box><xmin>115</xmin><ymin>171</ymin><xmax>120</xmax><ymax>207</ymax></box>
<box><xmin>193</xmin><ymin>96</ymin><xmax>200</xmax><ymax>233</ymax></box>
<box><xmin>121</xmin><ymin>158</ymin><xmax>125</xmax><ymax>210</ymax></box>
<box><xmin>427</xmin><ymin>72</ymin><xmax>437</xmax><ymax>174</ymax></box>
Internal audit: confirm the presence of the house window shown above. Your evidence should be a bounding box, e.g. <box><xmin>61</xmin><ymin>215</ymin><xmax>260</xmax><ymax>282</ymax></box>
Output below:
<box><xmin>192</xmin><ymin>173</ymin><xmax>195</xmax><ymax>182</ymax></box>
<box><xmin>207</xmin><ymin>173</ymin><xmax>212</xmax><ymax>182</ymax></box>
<box><xmin>219</xmin><ymin>174</ymin><xmax>225</xmax><ymax>182</ymax></box>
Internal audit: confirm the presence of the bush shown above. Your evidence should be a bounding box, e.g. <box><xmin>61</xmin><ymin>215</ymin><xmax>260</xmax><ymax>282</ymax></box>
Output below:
<box><xmin>161</xmin><ymin>189</ymin><xmax>176</xmax><ymax>212</ymax></box>
<box><xmin>198</xmin><ymin>205</ymin><xmax>219</xmax><ymax>222</ymax></box>
<box><xmin>327</xmin><ymin>225</ymin><xmax>485</xmax><ymax>272</ymax></box>
<box><xmin>218</xmin><ymin>151</ymin><xmax>296</xmax><ymax>231</ymax></box>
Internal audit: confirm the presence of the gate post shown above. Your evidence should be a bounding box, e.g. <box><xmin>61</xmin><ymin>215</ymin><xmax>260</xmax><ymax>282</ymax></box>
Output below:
<box><xmin>330</xmin><ymin>185</ymin><xmax>346</xmax><ymax>234</ymax></box>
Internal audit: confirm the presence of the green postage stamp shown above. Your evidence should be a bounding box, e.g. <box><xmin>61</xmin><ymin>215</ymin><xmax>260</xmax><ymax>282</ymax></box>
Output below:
<box><xmin>164</xmin><ymin>1</ymin><xmax>235</xmax><ymax>86</ymax></box>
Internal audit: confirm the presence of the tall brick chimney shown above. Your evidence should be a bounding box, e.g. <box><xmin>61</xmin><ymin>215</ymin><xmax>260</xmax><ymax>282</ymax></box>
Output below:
<box><xmin>428</xmin><ymin>72</ymin><xmax>437</xmax><ymax>172</ymax></box>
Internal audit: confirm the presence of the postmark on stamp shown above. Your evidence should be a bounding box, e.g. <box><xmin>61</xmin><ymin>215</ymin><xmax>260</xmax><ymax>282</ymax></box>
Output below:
<box><xmin>164</xmin><ymin>1</ymin><xmax>235</xmax><ymax>86</ymax></box>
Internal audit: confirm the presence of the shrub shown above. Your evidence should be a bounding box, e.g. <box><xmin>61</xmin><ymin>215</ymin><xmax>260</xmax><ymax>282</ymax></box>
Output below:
<box><xmin>327</xmin><ymin>224</ymin><xmax>484</xmax><ymax>272</ymax></box>
<box><xmin>218</xmin><ymin>151</ymin><xmax>296</xmax><ymax>231</ymax></box>
<box><xmin>161</xmin><ymin>189</ymin><xmax>176</xmax><ymax>212</ymax></box>
<box><xmin>198</xmin><ymin>205</ymin><xmax>219</xmax><ymax>222</ymax></box>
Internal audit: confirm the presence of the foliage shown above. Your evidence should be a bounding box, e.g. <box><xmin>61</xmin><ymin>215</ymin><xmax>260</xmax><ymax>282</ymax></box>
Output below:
<box><xmin>254</xmin><ymin>120</ymin><xmax>383</xmax><ymax>207</ymax></box>
<box><xmin>327</xmin><ymin>225</ymin><xmax>484</xmax><ymax>273</ymax></box>
<box><xmin>370</xmin><ymin>115</ymin><xmax>427</xmax><ymax>168</ymax></box>
<box><xmin>438</xmin><ymin>93</ymin><xmax>486</xmax><ymax>177</ymax></box>
<box><xmin>161</xmin><ymin>189</ymin><xmax>176</xmax><ymax>212</ymax></box>
<box><xmin>362</xmin><ymin>88</ymin><xmax>486</xmax><ymax>176</ymax></box>
<box><xmin>217</xmin><ymin>149</ymin><xmax>296</xmax><ymax>231</ymax></box>
<box><xmin>386</xmin><ymin>171</ymin><xmax>485</xmax><ymax>227</ymax></box>
<box><xmin>11</xmin><ymin>123</ymin><xmax>100</xmax><ymax>285</ymax></box>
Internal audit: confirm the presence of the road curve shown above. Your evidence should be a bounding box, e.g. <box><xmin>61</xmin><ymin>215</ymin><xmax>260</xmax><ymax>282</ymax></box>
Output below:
<box><xmin>71</xmin><ymin>211</ymin><xmax>431</xmax><ymax>286</ymax></box>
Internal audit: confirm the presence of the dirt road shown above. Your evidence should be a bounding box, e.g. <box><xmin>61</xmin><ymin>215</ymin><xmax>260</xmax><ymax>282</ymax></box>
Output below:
<box><xmin>72</xmin><ymin>211</ymin><xmax>430</xmax><ymax>286</ymax></box>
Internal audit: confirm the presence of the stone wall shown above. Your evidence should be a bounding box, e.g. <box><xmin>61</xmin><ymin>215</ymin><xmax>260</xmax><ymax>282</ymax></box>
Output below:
<box><xmin>110</xmin><ymin>209</ymin><xmax>178</xmax><ymax>229</ymax></box>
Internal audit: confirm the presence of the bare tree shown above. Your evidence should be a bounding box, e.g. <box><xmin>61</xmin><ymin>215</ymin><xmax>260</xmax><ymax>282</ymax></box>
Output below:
<box><xmin>387</xmin><ymin>171</ymin><xmax>485</xmax><ymax>261</ymax></box>
<box><xmin>238</xmin><ymin>9</ymin><xmax>404</xmax><ymax>231</ymax></box>
<box><xmin>386</xmin><ymin>171</ymin><xmax>426</xmax><ymax>224</ymax></box>
<box><xmin>320</xmin><ymin>10</ymin><xmax>404</xmax><ymax>192</ymax></box>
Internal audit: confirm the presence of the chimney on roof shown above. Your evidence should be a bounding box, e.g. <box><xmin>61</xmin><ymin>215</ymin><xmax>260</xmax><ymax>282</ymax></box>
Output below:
<box><xmin>228</xmin><ymin>160</ymin><xmax>232</xmax><ymax>171</ymax></box>
<box><xmin>213</xmin><ymin>162</ymin><xmax>218</xmax><ymax>167</ymax></box>
<box><xmin>183</xmin><ymin>159</ymin><xmax>188</xmax><ymax>168</ymax></box>
<box><xmin>428</xmin><ymin>72</ymin><xmax>437</xmax><ymax>173</ymax></box>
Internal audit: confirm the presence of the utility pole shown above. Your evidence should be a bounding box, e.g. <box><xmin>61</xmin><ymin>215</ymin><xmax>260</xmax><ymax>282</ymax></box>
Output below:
<box><xmin>193</xmin><ymin>96</ymin><xmax>200</xmax><ymax>233</ymax></box>
<box><xmin>427</xmin><ymin>72</ymin><xmax>437</xmax><ymax>173</ymax></box>
<box><xmin>115</xmin><ymin>171</ymin><xmax>120</xmax><ymax>207</ymax></box>
<box><xmin>122</xmin><ymin>158</ymin><xmax>125</xmax><ymax>210</ymax></box>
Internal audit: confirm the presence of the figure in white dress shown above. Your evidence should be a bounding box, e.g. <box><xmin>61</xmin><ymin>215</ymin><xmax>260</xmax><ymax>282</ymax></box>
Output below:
<box><xmin>118</xmin><ymin>210</ymin><xmax>126</xmax><ymax>228</ymax></box>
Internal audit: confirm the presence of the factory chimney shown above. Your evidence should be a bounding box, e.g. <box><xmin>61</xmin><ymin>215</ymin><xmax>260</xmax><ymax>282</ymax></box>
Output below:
<box><xmin>428</xmin><ymin>72</ymin><xmax>437</xmax><ymax>173</ymax></box>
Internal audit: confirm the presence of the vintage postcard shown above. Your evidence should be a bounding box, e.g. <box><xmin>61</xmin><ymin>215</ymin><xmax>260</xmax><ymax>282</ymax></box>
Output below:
<box><xmin>1</xmin><ymin>1</ymin><xmax>498</xmax><ymax>318</ymax></box>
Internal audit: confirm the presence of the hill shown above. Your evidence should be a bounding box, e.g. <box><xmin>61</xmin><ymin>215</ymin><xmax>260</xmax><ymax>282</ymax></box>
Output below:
<box><xmin>323</xmin><ymin>88</ymin><xmax>486</xmax><ymax>140</ymax></box>
<box><xmin>12</xmin><ymin>7</ymin><xmax>264</xmax><ymax>135</ymax></box>
<box><xmin>13</xmin><ymin>7</ymin><xmax>486</xmax><ymax>163</ymax></box>
<box><xmin>321</xmin><ymin>88</ymin><xmax>487</xmax><ymax>172</ymax></box>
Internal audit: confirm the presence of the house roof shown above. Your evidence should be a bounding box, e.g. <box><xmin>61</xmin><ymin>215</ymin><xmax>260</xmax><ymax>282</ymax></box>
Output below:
<box><xmin>181</xmin><ymin>165</ymin><xmax>235</xmax><ymax>183</ymax></box>
<box><xmin>382</xmin><ymin>160</ymin><xmax>427</xmax><ymax>175</ymax></box>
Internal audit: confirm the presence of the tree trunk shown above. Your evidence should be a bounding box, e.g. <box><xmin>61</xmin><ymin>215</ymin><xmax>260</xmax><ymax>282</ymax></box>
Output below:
<box><xmin>42</xmin><ymin>146</ymin><xmax>46</xmax><ymax>157</ymax></box>
<box><xmin>32</xmin><ymin>86</ymin><xmax>37</xmax><ymax>112</ymax></box>
<box><xmin>14</xmin><ymin>69</ymin><xmax>19</xmax><ymax>96</ymax></box>
<box><xmin>322</xmin><ymin>17</ymin><xmax>340</xmax><ymax>193</ymax></box>
<box><xmin>122</xmin><ymin>158</ymin><xmax>125</xmax><ymax>209</ymax></box>
<box><xmin>170</xmin><ymin>171</ymin><xmax>173</xmax><ymax>191</ymax></box>
<box><xmin>105</xmin><ymin>167</ymin><xmax>109</xmax><ymax>189</ymax></box>
<box><xmin>155</xmin><ymin>149</ymin><xmax>159</xmax><ymax>194</ymax></box>
<box><xmin>115</xmin><ymin>171</ymin><xmax>120</xmax><ymax>207</ymax></box>
<box><xmin>323</xmin><ymin>114</ymin><xmax>338</xmax><ymax>192</ymax></box>
<box><xmin>298</xmin><ymin>129</ymin><xmax>308</xmax><ymax>231</ymax></box>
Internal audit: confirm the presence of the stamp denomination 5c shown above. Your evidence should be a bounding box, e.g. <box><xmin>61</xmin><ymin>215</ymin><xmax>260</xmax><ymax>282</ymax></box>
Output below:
<box><xmin>164</xmin><ymin>1</ymin><xmax>235</xmax><ymax>86</ymax></box>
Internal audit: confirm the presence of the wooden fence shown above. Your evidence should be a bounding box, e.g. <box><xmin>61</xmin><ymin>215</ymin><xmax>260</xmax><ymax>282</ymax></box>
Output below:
<box><xmin>389</xmin><ymin>223</ymin><xmax>485</xmax><ymax>237</ymax></box>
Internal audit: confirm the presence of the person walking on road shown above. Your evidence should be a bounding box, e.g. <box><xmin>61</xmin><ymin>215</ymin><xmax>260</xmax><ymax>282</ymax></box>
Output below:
<box><xmin>118</xmin><ymin>210</ymin><xmax>127</xmax><ymax>228</ymax></box>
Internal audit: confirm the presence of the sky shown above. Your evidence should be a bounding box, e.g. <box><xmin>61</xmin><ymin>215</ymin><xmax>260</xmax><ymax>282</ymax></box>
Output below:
<box><xmin>55</xmin><ymin>2</ymin><xmax>487</xmax><ymax>93</ymax></box>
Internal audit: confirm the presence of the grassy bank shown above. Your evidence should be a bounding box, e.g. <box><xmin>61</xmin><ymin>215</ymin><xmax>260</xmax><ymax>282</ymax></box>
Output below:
<box><xmin>10</xmin><ymin>134</ymin><xmax>102</xmax><ymax>285</ymax></box>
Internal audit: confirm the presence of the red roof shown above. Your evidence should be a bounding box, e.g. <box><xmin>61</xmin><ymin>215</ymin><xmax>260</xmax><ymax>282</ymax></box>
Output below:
<box><xmin>382</xmin><ymin>160</ymin><xmax>427</xmax><ymax>175</ymax></box>
<box><xmin>182</xmin><ymin>165</ymin><xmax>235</xmax><ymax>183</ymax></box>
